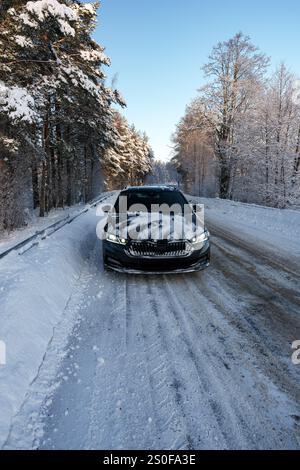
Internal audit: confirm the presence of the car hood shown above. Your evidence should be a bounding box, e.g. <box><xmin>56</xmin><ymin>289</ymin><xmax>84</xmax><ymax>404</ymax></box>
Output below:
<box><xmin>107</xmin><ymin>212</ymin><xmax>204</xmax><ymax>241</ymax></box>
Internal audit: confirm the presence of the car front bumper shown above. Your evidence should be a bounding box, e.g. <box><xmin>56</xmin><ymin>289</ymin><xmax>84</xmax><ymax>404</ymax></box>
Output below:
<box><xmin>103</xmin><ymin>240</ymin><xmax>210</xmax><ymax>274</ymax></box>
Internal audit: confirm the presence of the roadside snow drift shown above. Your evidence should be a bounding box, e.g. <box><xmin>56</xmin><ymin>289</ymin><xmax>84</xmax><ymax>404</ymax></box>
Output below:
<box><xmin>194</xmin><ymin>197</ymin><xmax>300</xmax><ymax>263</ymax></box>
<box><xmin>0</xmin><ymin>208</ymin><xmax>101</xmax><ymax>447</ymax></box>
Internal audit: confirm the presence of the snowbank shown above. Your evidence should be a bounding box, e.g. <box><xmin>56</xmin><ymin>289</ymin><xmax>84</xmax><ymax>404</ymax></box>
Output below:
<box><xmin>0</xmin><ymin>203</ymin><xmax>90</xmax><ymax>255</ymax></box>
<box><xmin>195</xmin><ymin>196</ymin><xmax>300</xmax><ymax>259</ymax></box>
<box><xmin>0</xmin><ymin>207</ymin><xmax>101</xmax><ymax>447</ymax></box>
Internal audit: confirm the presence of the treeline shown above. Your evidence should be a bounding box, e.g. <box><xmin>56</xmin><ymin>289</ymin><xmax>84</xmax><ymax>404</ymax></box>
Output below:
<box><xmin>145</xmin><ymin>160</ymin><xmax>179</xmax><ymax>185</ymax></box>
<box><xmin>103</xmin><ymin>112</ymin><xmax>153</xmax><ymax>190</ymax></box>
<box><xmin>0</xmin><ymin>0</ymin><xmax>152</xmax><ymax>231</ymax></box>
<box><xmin>173</xmin><ymin>33</ymin><xmax>300</xmax><ymax>207</ymax></box>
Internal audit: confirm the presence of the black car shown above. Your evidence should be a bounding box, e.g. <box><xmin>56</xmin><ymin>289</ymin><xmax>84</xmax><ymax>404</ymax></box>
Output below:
<box><xmin>102</xmin><ymin>185</ymin><xmax>210</xmax><ymax>274</ymax></box>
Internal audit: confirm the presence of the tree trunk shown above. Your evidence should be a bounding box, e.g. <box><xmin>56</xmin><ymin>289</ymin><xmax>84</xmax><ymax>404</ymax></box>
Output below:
<box><xmin>51</xmin><ymin>146</ymin><xmax>57</xmax><ymax>208</ymax></box>
<box><xmin>31</xmin><ymin>159</ymin><xmax>39</xmax><ymax>210</ymax></box>
<box><xmin>40</xmin><ymin>161</ymin><xmax>46</xmax><ymax>217</ymax></box>
<box><xmin>66</xmin><ymin>158</ymin><xmax>72</xmax><ymax>206</ymax></box>
<box><xmin>217</xmin><ymin>137</ymin><xmax>230</xmax><ymax>199</ymax></box>
<box><xmin>292</xmin><ymin>124</ymin><xmax>300</xmax><ymax>187</ymax></box>
<box><xmin>40</xmin><ymin>105</ymin><xmax>50</xmax><ymax>217</ymax></box>
<box><xmin>55</xmin><ymin>100</ymin><xmax>64</xmax><ymax>208</ymax></box>
<box><xmin>219</xmin><ymin>160</ymin><xmax>230</xmax><ymax>198</ymax></box>
<box><xmin>84</xmin><ymin>144</ymin><xmax>88</xmax><ymax>203</ymax></box>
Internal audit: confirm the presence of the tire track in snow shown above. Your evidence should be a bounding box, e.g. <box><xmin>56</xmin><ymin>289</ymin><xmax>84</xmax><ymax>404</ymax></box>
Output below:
<box><xmin>204</xmin><ymin>241</ymin><xmax>300</xmax><ymax>401</ymax></box>
<box><xmin>143</xmin><ymin>277</ymin><xmax>232</xmax><ymax>449</ymax></box>
<box><xmin>158</xmin><ymin>275</ymin><xmax>254</xmax><ymax>449</ymax></box>
<box><xmin>136</xmin><ymin>276</ymin><xmax>193</xmax><ymax>449</ymax></box>
<box><xmin>163</xmin><ymin>273</ymin><xmax>299</xmax><ymax>449</ymax></box>
<box><xmin>207</xmin><ymin>220</ymin><xmax>300</xmax><ymax>279</ymax></box>
<box><xmin>212</xmin><ymin>234</ymin><xmax>300</xmax><ymax>312</ymax></box>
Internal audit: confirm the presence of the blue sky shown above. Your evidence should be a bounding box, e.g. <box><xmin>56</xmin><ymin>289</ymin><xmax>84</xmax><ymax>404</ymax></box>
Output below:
<box><xmin>92</xmin><ymin>0</ymin><xmax>300</xmax><ymax>161</ymax></box>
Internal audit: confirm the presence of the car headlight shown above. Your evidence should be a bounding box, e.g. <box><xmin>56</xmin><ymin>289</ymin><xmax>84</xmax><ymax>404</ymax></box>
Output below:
<box><xmin>106</xmin><ymin>232</ymin><xmax>127</xmax><ymax>245</ymax></box>
<box><xmin>190</xmin><ymin>230</ymin><xmax>209</xmax><ymax>248</ymax></box>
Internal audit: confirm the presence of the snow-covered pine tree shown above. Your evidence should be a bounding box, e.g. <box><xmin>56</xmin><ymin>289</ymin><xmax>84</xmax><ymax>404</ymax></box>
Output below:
<box><xmin>0</xmin><ymin>0</ymin><xmax>40</xmax><ymax>229</ymax></box>
<box><xmin>0</xmin><ymin>0</ymin><xmax>125</xmax><ymax>228</ymax></box>
<box><xmin>102</xmin><ymin>112</ymin><xmax>153</xmax><ymax>190</ymax></box>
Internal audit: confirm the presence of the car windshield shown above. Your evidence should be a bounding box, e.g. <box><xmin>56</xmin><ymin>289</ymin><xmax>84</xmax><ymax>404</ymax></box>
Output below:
<box><xmin>114</xmin><ymin>189</ymin><xmax>188</xmax><ymax>213</ymax></box>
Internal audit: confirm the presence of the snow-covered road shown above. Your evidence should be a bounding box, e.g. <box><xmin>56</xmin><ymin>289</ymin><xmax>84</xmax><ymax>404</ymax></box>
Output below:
<box><xmin>1</xmin><ymin>198</ymin><xmax>300</xmax><ymax>450</ymax></box>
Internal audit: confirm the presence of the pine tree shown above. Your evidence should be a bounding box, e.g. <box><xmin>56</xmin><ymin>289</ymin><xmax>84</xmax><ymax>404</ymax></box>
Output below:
<box><xmin>102</xmin><ymin>112</ymin><xmax>153</xmax><ymax>190</ymax></box>
<box><xmin>0</xmin><ymin>1</ymin><xmax>126</xmax><ymax>229</ymax></box>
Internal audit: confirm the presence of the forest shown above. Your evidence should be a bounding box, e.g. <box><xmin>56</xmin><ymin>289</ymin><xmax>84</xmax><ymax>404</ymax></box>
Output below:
<box><xmin>172</xmin><ymin>32</ymin><xmax>300</xmax><ymax>207</ymax></box>
<box><xmin>1</xmin><ymin>3</ymin><xmax>300</xmax><ymax>235</ymax></box>
<box><xmin>0</xmin><ymin>0</ymin><xmax>153</xmax><ymax>231</ymax></box>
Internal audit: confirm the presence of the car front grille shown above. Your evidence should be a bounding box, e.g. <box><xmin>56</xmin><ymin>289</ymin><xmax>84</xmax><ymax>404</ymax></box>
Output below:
<box><xmin>126</xmin><ymin>240</ymin><xmax>192</xmax><ymax>258</ymax></box>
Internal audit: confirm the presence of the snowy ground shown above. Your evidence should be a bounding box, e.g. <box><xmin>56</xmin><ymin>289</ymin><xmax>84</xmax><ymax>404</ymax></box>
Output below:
<box><xmin>0</xmin><ymin>196</ymin><xmax>299</xmax><ymax>449</ymax></box>
<box><xmin>196</xmin><ymin>196</ymin><xmax>300</xmax><ymax>271</ymax></box>
<box><xmin>0</xmin><ymin>203</ymin><xmax>88</xmax><ymax>256</ymax></box>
